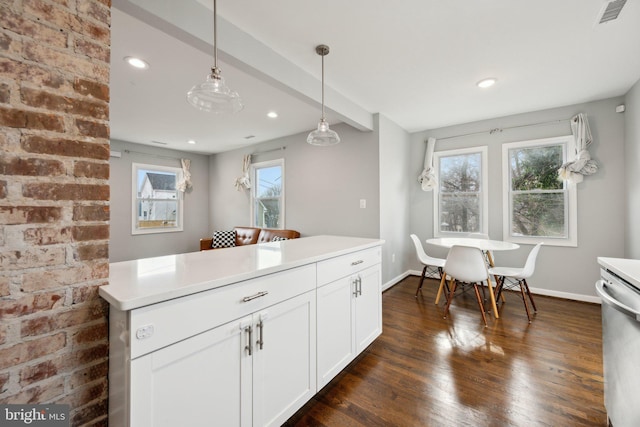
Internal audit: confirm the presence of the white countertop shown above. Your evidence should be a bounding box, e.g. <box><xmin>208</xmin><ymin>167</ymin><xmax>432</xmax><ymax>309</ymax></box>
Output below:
<box><xmin>598</xmin><ymin>257</ymin><xmax>640</xmax><ymax>289</ymax></box>
<box><xmin>100</xmin><ymin>235</ymin><xmax>383</xmax><ymax>311</ymax></box>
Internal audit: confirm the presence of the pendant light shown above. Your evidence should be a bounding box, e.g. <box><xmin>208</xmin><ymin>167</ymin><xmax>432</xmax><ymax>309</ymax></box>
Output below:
<box><xmin>307</xmin><ymin>44</ymin><xmax>340</xmax><ymax>146</ymax></box>
<box><xmin>187</xmin><ymin>0</ymin><xmax>243</xmax><ymax>113</ymax></box>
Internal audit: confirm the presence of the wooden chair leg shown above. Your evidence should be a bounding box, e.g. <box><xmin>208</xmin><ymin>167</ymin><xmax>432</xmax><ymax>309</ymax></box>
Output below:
<box><xmin>443</xmin><ymin>279</ymin><xmax>457</xmax><ymax>318</ymax></box>
<box><xmin>415</xmin><ymin>265</ymin><xmax>427</xmax><ymax>297</ymax></box>
<box><xmin>473</xmin><ymin>283</ymin><xmax>488</xmax><ymax>326</ymax></box>
<box><xmin>518</xmin><ymin>281</ymin><xmax>532</xmax><ymax>323</ymax></box>
<box><xmin>522</xmin><ymin>279</ymin><xmax>537</xmax><ymax>312</ymax></box>
<box><xmin>435</xmin><ymin>273</ymin><xmax>447</xmax><ymax>305</ymax></box>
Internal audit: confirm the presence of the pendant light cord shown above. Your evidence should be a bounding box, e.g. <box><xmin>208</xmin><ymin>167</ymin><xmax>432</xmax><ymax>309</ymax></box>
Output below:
<box><xmin>321</xmin><ymin>53</ymin><xmax>325</xmax><ymax>120</ymax></box>
<box><xmin>213</xmin><ymin>0</ymin><xmax>218</xmax><ymax>71</ymax></box>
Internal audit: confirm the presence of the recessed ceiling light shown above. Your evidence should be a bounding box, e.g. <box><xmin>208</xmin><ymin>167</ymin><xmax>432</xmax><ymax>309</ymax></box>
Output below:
<box><xmin>477</xmin><ymin>78</ymin><xmax>497</xmax><ymax>88</ymax></box>
<box><xmin>124</xmin><ymin>56</ymin><xmax>149</xmax><ymax>69</ymax></box>
<box><xmin>187</xmin><ymin>139</ymin><xmax>196</xmax><ymax>145</ymax></box>
<box><xmin>267</xmin><ymin>111</ymin><xmax>278</xmax><ymax>119</ymax></box>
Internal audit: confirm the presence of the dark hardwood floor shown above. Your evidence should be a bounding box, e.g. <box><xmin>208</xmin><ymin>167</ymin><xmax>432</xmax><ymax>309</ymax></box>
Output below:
<box><xmin>285</xmin><ymin>275</ymin><xmax>606</xmax><ymax>426</ymax></box>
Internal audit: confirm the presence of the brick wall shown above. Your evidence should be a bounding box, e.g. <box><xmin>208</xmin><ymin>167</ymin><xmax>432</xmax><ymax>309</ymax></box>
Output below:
<box><xmin>0</xmin><ymin>0</ymin><xmax>111</xmax><ymax>425</ymax></box>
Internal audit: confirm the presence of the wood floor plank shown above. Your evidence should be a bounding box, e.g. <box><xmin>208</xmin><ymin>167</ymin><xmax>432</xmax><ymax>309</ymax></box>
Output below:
<box><xmin>285</xmin><ymin>275</ymin><xmax>606</xmax><ymax>427</ymax></box>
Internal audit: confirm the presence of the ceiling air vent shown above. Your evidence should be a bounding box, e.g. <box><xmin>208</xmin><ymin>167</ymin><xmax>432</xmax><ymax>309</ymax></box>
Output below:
<box><xmin>597</xmin><ymin>0</ymin><xmax>627</xmax><ymax>24</ymax></box>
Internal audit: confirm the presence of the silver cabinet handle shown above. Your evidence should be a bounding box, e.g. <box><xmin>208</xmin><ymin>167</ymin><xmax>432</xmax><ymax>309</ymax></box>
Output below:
<box><xmin>351</xmin><ymin>260</ymin><xmax>364</xmax><ymax>266</ymax></box>
<box><xmin>242</xmin><ymin>291</ymin><xmax>269</xmax><ymax>302</ymax></box>
<box><xmin>244</xmin><ymin>325</ymin><xmax>253</xmax><ymax>355</ymax></box>
<box><xmin>256</xmin><ymin>320</ymin><xmax>264</xmax><ymax>350</ymax></box>
<box><xmin>352</xmin><ymin>277</ymin><xmax>359</xmax><ymax>297</ymax></box>
<box><xmin>357</xmin><ymin>276</ymin><xmax>362</xmax><ymax>296</ymax></box>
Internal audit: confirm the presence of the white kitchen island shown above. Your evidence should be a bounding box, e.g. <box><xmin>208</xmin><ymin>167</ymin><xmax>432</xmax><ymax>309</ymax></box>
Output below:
<box><xmin>100</xmin><ymin>235</ymin><xmax>384</xmax><ymax>427</ymax></box>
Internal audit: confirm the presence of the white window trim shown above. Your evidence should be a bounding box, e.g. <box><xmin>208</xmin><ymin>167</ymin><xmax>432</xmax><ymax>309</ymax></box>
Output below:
<box><xmin>250</xmin><ymin>158</ymin><xmax>285</xmax><ymax>229</ymax></box>
<box><xmin>131</xmin><ymin>162</ymin><xmax>184</xmax><ymax>235</ymax></box>
<box><xmin>501</xmin><ymin>135</ymin><xmax>577</xmax><ymax>247</ymax></box>
<box><xmin>433</xmin><ymin>146</ymin><xmax>489</xmax><ymax>237</ymax></box>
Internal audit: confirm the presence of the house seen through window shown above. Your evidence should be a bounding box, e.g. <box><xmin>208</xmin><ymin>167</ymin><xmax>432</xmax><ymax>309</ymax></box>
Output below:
<box><xmin>132</xmin><ymin>163</ymin><xmax>183</xmax><ymax>234</ymax></box>
<box><xmin>251</xmin><ymin>159</ymin><xmax>284</xmax><ymax>229</ymax></box>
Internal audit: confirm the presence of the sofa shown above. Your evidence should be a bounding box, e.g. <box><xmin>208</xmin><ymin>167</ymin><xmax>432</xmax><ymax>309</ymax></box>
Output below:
<box><xmin>200</xmin><ymin>226</ymin><xmax>301</xmax><ymax>251</ymax></box>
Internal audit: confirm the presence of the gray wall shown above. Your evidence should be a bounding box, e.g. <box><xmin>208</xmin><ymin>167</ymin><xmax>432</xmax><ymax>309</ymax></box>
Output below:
<box><xmin>208</xmin><ymin>122</ymin><xmax>380</xmax><ymax>238</ymax></box>
<box><xmin>625</xmin><ymin>78</ymin><xmax>640</xmax><ymax>259</ymax></box>
<box><xmin>378</xmin><ymin>114</ymin><xmax>413</xmax><ymax>288</ymax></box>
<box><xmin>109</xmin><ymin>139</ymin><xmax>210</xmax><ymax>262</ymax></box>
<box><xmin>409</xmin><ymin>97</ymin><xmax>626</xmax><ymax>300</ymax></box>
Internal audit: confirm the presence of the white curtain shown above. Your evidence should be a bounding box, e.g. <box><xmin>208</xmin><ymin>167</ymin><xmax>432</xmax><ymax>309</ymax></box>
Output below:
<box><xmin>418</xmin><ymin>137</ymin><xmax>438</xmax><ymax>191</ymax></box>
<box><xmin>558</xmin><ymin>113</ymin><xmax>598</xmax><ymax>183</ymax></box>
<box><xmin>177</xmin><ymin>158</ymin><xmax>192</xmax><ymax>192</ymax></box>
<box><xmin>234</xmin><ymin>154</ymin><xmax>252</xmax><ymax>191</ymax></box>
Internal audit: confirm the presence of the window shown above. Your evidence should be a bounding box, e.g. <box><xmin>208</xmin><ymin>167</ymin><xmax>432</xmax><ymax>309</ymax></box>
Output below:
<box><xmin>250</xmin><ymin>159</ymin><xmax>284</xmax><ymax>229</ymax></box>
<box><xmin>502</xmin><ymin>135</ymin><xmax>577</xmax><ymax>247</ymax></box>
<box><xmin>132</xmin><ymin>163</ymin><xmax>183</xmax><ymax>234</ymax></box>
<box><xmin>433</xmin><ymin>146</ymin><xmax>488</xmax><ymax>236</ymax></box>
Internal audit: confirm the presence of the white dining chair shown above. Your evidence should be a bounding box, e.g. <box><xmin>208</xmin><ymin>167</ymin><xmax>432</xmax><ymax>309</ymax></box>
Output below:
<box><xmin>488</xmin><ymin>243</ymin><xmax>543</xmax><ymax>323</ymax></box>
<box><xmin>439</xmin><ymin>245</ymin><xmax>493</xmax><ymax>326</ymax></box>
<box><xmin>410</xmin><ymin>234</ymin><xmax>446</xmax><ymax>297</ymax></box>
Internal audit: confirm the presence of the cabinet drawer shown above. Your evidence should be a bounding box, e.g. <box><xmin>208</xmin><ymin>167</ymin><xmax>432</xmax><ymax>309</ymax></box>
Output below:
<box><xmin>317</xmin><ymin>247</ymin><xmax>381</xmax><ymax>287</ymax></box>
<box><xmin>129</xmin><ymin>263</ymin><xmax>316</xmax><ymax>359</ymax></box>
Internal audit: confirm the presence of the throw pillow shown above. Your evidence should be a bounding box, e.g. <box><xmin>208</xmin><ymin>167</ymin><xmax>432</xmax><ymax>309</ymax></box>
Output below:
<box><xmin>272</xmin><ymin>236</ymin><xmax>289</xmax><ymax>242</ymax></box>
<box><xmin>212</xmin><ymin>230</ymin><xmax>236</xmax><ymax>248</ymax></box>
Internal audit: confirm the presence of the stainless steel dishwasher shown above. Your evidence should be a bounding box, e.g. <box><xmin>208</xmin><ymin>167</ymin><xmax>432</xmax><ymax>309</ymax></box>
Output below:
<box><xmin>596</xmin><ymin>268</ymin><xmax>640</xmax><ymax>427</ymax></box>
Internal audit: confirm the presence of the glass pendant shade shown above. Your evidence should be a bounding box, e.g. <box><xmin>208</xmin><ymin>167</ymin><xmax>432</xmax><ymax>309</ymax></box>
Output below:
<box><xmin>307</xmin><ymin>44</ymin><xmax>340</xmax><ymax>146</ymax></box>
<box><xmin>187</xmin><ymin>68</ymin><xmax>243</xmax><ymax>113</ymax></box>
<box><xmin>187</xmin><ymin>0</ymin><xmax>242</xmax><ymax>113</ymax></box>
<box><xmin>307</xmin><ymin>118</ymin><xmax>340</xmax><ymax>146</ymax></box>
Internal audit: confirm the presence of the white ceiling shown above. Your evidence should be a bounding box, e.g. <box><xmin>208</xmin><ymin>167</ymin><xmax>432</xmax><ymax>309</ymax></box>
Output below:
<box><xmin>110</xmin><ymin>0</ymin><xmax>640</xmax><ymax>154</ymax></box>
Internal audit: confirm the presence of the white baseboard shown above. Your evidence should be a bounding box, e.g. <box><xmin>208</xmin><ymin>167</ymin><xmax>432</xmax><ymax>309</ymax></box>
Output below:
<box><xmin>393</xmin><ymin>271</ymin><xmax>601</xmax><ymax>304</ymax></box>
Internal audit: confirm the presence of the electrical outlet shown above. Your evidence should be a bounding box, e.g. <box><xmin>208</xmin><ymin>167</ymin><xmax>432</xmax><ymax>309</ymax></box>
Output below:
<box><xmin>392</xmin><ymin>253</ymin><xmax>396</xmax><ymax>263</ymax></box>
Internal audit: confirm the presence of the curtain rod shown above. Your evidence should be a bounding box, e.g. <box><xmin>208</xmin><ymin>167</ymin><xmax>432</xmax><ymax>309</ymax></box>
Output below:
<box><xmin>251</xmin><ymin>146</ymin><xmax>286</xmax><ymax>155</ymax></box>
<box><xmin>432</xmin><ymin>117</ymin><xmax>572</xmax><ymax>142</ymax></box>
<box><xmin>121</xmin><ymin>149</ymin><xmax>183</xmax><ymax>161</ymax></box>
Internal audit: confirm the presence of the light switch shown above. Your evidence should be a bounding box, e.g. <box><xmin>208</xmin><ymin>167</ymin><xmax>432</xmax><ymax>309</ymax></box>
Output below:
<box><xmin>360</xmin><ymin>199</ymin><xmax>366</xmax><ymax>209</ymax></box>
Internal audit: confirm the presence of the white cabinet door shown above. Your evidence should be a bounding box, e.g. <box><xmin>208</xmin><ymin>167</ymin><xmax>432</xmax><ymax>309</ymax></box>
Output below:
<box><xmin>130</xmin><ymin>316</ymin><xmax>252</xmax><ymax>427</ymax></box>
<box><xmin>355</xmin><ymin>264</ymin><xmax>382</xmax><ymax>353</ymax></box>
<box><xmin>252</xmin><ymin>290</ymin><xmax>316</xmax><ymax>427</ymax></box>
<box><xmin>316</xmin><ymin>276</ymin><xmax>355</xmax><ymax>389</ymax></box>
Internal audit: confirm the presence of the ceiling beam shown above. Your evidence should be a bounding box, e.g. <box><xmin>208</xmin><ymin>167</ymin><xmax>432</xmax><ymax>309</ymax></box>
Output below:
<box><xmin>112</xmin><ymin>0</ymin><xmax>374</xmax><ymax>132</ymax></box>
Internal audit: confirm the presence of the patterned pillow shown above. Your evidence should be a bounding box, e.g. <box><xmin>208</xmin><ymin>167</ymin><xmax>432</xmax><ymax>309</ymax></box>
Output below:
<box><xmin>212</xmin><ymin>230</ymin><xmax>236</xmax><ymax>248</ymax></box>
<box><xmin>272</xmin><ymin>236</ymin><xmax>289</xmax><ymax>242</ymax></box>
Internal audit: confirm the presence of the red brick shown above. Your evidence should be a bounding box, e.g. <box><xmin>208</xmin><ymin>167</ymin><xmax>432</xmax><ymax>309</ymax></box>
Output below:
<box><xmin>0</xmin><ymin>372</ymin><xmax>8</xmax><ymax>391</ymax></box>
<box><xmin>20</xmin><ymin>302</ymin><xmax>106</xmax><ymax>338</ymax></box>
<box><xmin>0</xmin><ymin>83</ymin><xmax>10</xmax><ymax>104</ymax></box>
<box><xmin>0</xmin><ymin>333</ymin><xmax>66</xmax><ymax>370</ymax></box>
<box><xmin>0</xmin><ymin>291</ymin><xmax>64</xmax><ymax>320</ymax></box>
<box><xmin>0</xmin><ymin>378</ymin><xmax>65</xmax><ymax>404</ymax></box>
<box><xmin>75</xmin><ymin>118</ymin><xmax>109</xmax><ymax>138</ymax></box>
<box><xmin>72</xmin><ymin>285</ymin><xmax>103</xmax><ymax>305</ymax></box>
<box><xmin>69</xmin><ymin>398</ymin><xmax>108</xmax><ymax>426</ymax></box>
<box><xmin>22</xmin><ymin>263</ymin><xmax>109</xmax><ymax>292</ymax></box>
<box><xmin>0</xmin><ymin>206</ymin><xmax>62</xmax><ymax>225</ymax></box>
<box><xmin>0</xmin><ymin>156</ymin><xmax>65</xmax><ymax>176</ymax></box>
<box><xmin>74</xmin><ymin>161</ymin><xmax>109</xmax><ymax>179</ymax></box>
<box><xmin>23</xmin><ymin>226</ymin><xmax>72</xmax><ymax>245</ymax></box>
<box><xmin>0</xmin><ymin>31</ymin><xmax>22</xmax><ymax>56</ymax></box>
<box><xmin>77</xmin><ymin>1</ymin><xmax>111</xmax><ymax>26</ymax></box>
<box><xmin>23</xmin><ymin>183</ymin><xmax>110</xmax><ymax>201</ymax></box>
<box><xmin>0</xmin><ymin>276</ymin><xmax>9</xmax><ymax>297</ymax></box>
<box><xmin>72</xmin><ymin>322</ymin><xmax>108</xmax><ymax>346</ymax></box>
<box><xmin>0</xmin><ymin>323</ymin><xmax>7</xmax><ymax>345</ymax></box>
<box><xmin>21</xmin><ymin>135</ymin><xmax>109</xmax><ymax>160</ymax></box>
<box><xmin>0</xmin><ymin>247</ymin><xmax>66</xmax><ymax>270</ymax></box>
<box><xmin>0</xmin><ymin>58</ymin><xmax>67</xmax><ymax>90</ymax></box>
<box><xmin>0</xmin><ymin>180</ymin><xmax>6</xmax><ymax>198</ymax></box>
<box><xmin>0</xmin><ymin>106</ymin><xmax>65</xmax><ymax>132</ymax></box>
<box><xmin>0</xmin><ymin>5</ymin><xmax>68</xmax><ymax>48</ymax></box>
<box><xmin>22</xmin><ymin>40</ymin><xmax>109</xmax><ymax>82</ymax></box>
<box><xmin>19</xmin><ymin>358</ymin><xmax>61</xmax><ymax>387</ymax></box>
<box><xmin>73</xmin><ymin>205</ymin><xmax>109</xmax><ymax>222</ymax></box>
<box><xmin>68</xmin><ymin>360</ymin><xmax>108</xmax><ymax>390</ymax></box>
<box><xmin>21</xmin><ymin>87</ymin><xmax>109</xmax><ymax>120</ymax></box>
<box><xmin>73</xmin><ymin>78</ymin><xmax>109</xmax><ymax>102</ymax></box>
<box><xmin>75</xmin><ymin>243</ymin><xmax>108</xmax><ymax>261</ymax></box>
<box><xmin>72</xmin><ymin>224</ymin><xmax>109</xmax><ymax>241</ymax></box>
<box><xmin>75</xmin><ymin>38</ymin><xmax>110</xmax><ymax>63</ymax></box>
<box><xmin>73</xmin><ymin>342</ymin><xmax>108</xmax><ymax>365</ymax></box>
